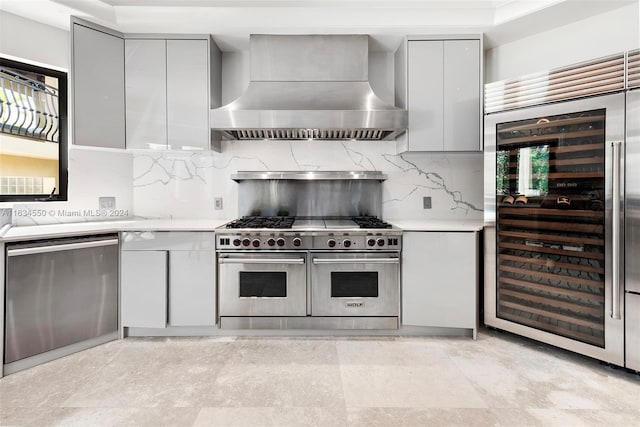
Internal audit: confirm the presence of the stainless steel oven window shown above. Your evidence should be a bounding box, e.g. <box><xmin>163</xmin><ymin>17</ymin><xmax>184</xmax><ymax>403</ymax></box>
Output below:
<box><xmin>239</xmin><ymin>271</ymin><xmax>287</xmax><ymax>298</ymax></box>
<box><xmin>330</xmin><ymin>272</ymin><xmax>379</xmax><ymax>298</ymax></box>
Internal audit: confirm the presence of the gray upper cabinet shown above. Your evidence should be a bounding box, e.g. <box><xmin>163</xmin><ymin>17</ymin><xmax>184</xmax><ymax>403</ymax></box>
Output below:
<box><xmin>125</xmin><ymin>37</ymin><xmax>219</xmax><ymax>151</ymax></box>
<box><xmin>443</xmin><ymin>40</ymin><xmax>481</xmax><ymax>151</ymax></box>
<box><xmin>124</xmin><ymin>39</ymin><xmax>167</xmax><ymax>149</ymax></box>
<box><xmin>167</xmin><ymin>40</ymin><xmax>210</xmax><ymax>150</ymax></box>
<box><xmin>407</xmin><ymin>41</ymin><xmax>443</xmax><ymax>151</ymax></box>
<box><xmin>395</xmin><ymin>36</ymin><xmax>482</xmax><ymax>152</ymax></box>
<box><xmin>71</xmin><ymin>20</ymin><xmax>126</xmax><ymax>149</ymax></box>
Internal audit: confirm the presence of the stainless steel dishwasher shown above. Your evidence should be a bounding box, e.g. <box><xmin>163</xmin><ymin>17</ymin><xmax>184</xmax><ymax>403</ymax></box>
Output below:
<box><xmin>4</xmin><ymin>234</ymin><xmax>119</xmax><ymax>374</ymax></box>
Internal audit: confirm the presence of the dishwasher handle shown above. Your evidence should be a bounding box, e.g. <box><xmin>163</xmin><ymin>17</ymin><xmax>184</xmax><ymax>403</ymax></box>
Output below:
<box><xmin>7</xmin><ymin>238</ymin><xmax>119</xmax><ymax>257</ymax></box>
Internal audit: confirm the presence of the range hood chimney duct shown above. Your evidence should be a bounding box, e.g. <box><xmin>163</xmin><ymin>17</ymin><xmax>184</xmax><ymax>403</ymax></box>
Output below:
<box><xmin>210</xmin><ymin>35</ymin><xmax>407</xmax><ymax>141</ymax></box>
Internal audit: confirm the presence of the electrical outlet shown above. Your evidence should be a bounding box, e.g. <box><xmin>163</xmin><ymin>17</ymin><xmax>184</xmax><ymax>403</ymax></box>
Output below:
<box><xmin>99</xmin><ymin>197</ymin><xmax>116</xmax><ymax>209</ymax></box>
<box><xmin>423</xmin><ymin>196</ymin><xmax>432</xmax><ymax>209</ymax></box>
<box><xmin>214</xmin><ymin>197</ymin><xmax>223</xmax><ymax>210</ymax></box>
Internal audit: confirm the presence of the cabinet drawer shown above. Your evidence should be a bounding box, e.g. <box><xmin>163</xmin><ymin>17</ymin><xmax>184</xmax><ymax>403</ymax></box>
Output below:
<box><xmin>121</xmin><ymin>231</ymin><xmax>215</xmax><ymax>251</ymax></box>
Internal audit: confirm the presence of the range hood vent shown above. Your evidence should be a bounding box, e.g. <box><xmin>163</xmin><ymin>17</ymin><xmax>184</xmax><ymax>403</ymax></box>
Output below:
<box><xmin>211</xmin><ymin>35</ymin><xmax>407</xmax><ymax>141</ymax></box>
<box><xmin>227</xmin><ymin>128</ymin><xmax>394</xmax><ymax>141</ymax></box>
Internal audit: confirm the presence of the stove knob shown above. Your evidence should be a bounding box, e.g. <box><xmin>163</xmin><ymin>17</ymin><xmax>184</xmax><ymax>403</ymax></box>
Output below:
<box><xmin>327</xmin><ymin>239</ymin><xmax>336</xmax><ymax>248</ymax></box>
<box><xmin>242</xmin><ymin>238</ymin><xmax>251</xmax><ymax>247</ymax></box>
<box><xmin>267</xmin><ymin>238</ymin><xmax>276</xmax><ymax>247</ymax></box>
<box><xmin>276</xmin><ymin>238</ymin><xmax>285</xmax><ymax>247</ymax></box>
<box><xmin>233</xmin><ymin>239</ymin><xmax>241</xmax><ymax>247</ymax></box>
<box><xmin>343</xmin><ymin>239</ymin><xmax>352</xmax><ymax>248</ymax></box>
<box><xmin>367</xmin><ymin>238</ymin><xmax>376</xmax><ymax>247</ymax></box>
<box><xmin>293</xmin><ymin>237</ymin><xmax>302</xmax><ymax>247</ymax></box>
<box><xmin>252</xmin><ymin>239</ymin><xmax>261</xmax><ymax>248</ymax></box>
<box><xmin>377</xmin><ymin>238</ymin><xmax>385</xmax><ymax>247</ymax></box>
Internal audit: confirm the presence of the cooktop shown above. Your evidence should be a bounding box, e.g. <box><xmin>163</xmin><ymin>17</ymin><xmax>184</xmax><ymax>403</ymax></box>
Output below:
<box><xmin>224</xmin><ymin>216</ymin><xmax>393</xmax><ymax>230</ymax></box>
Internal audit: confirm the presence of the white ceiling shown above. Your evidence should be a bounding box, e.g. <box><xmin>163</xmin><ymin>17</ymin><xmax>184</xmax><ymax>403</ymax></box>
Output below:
<box><xmin>0</xmin><ymin>0</ymin><xmax>635</xmax><ymax>51</ymax></box>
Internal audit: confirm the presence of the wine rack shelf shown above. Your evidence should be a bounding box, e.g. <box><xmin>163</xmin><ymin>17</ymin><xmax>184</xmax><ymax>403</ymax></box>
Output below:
<box><xmin>496</xmin><ymin>108</ymin><xmax>606</xmax><ymax>347</ymax></box>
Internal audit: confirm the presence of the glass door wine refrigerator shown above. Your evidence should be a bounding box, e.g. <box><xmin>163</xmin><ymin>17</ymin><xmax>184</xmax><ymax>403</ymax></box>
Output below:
<box><xmin>484</xmin><ymin>92</ymin><xmax>625</xmax><ymax>365</ymax></box>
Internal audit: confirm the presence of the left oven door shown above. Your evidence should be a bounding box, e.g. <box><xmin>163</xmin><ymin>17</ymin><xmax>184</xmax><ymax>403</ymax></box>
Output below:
<box><xmin>218</xmin><ymin>252</ymin><xmax>307</xmax><ymax>316</ymax></box>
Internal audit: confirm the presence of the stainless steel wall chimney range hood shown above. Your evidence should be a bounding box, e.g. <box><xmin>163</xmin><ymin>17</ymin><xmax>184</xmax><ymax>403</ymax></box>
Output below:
<box><xmin>210</xmin><ymin>35</ymin><xmax>408</xmax><ymax>141</ymax></box>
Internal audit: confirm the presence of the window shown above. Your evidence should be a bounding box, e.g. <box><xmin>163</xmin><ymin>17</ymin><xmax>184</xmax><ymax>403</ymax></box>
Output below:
<box><xmin>0</xmin><ymin>57</ymin><xmax>68</xmax><ymax>201</ymax></box>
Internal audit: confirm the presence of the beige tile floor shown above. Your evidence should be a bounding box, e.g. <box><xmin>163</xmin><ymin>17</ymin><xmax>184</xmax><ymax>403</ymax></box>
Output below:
<box><xmin>1</xmin><ymin>329</ymin><xmax>639</xmax><ymax>427</ymax></box>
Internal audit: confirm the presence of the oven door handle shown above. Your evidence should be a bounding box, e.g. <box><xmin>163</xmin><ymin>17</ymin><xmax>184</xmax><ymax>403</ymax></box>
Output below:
<box><xmin>219</xmin><ymin>257</ymin><xmax>306</xmax><ymax>265</ymax></box>
<box><xmin>312</xmin><ymin>257</ymin><xmax>399</xmax><ymax>265</ymax></box>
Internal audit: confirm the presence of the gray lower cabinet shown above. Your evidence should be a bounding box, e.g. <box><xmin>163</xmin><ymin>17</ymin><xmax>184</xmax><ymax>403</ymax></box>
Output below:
<box><xmin>120</xmin><ymin>232</ymin><xmax>216</xmax><ymax>329</ymax></box>
<box><xmin>401</xmin><ymin>231</ymin><xmax>478</xmax><ymax>335</ymax></box>
<box><xmin>168</xmin><ymin>250</ymin><xmax>216</xmax><ymax>326</ymax></box>
<box><xmin>395</xmin><ymin>36</ymin><xmax>481</xmax><ymax>152</ymax></box>
<box><xmin>121</xmin><ymin>250</ymin><xmax>167</xmax><ymax>328</ymax></box>
<box><xmin>626</xmin><ymin>293</ymin><xmax>640</xmax><ymax>371</ymax></box>
<box><xmin>71</xmin><ymin>19</ymin><xmax>125</xmax><ymax>149</ymax></box>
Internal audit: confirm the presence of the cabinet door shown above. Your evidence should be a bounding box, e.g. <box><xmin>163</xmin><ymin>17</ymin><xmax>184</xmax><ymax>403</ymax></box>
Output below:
<box><xmin>125</xmin><ymin>39</ymin><xmax>167</xmax><ymax>149</ymax></box>
<box><xmin>121</xmin><ymin>250</ymin><xmax>167</xmax><ymax>328</ymax></box>
<box><xmin>626</xmin><ymin>293</ymin><xmax>640</xmax><ymax>371</ymax></box>
<box><xmin>72</xmin><ymin>23</ymin><xmax>125</xmax><ymax>149</ymax></box>
<box><xmin>443</xmin><ymin>40</ymin><xmax>480</xmax><ymax>151</ymax></box>
<box><xmin>168</xmin><ymin>250</ymin><xmax>216</xmax><ymax>326</ymax></box>
<box><xmin>166</xmin><ymin>39</ymin><xmax>209</xmax><ymax>150</ymax></box>
<box><xmin>407</xmin><ymin>40</ymin><xmax>444</xmax><ymax>151</ymax></box>
<box><xmin>402</xmin><ymin>232</ymin><xmax>477</xmax><ymax>330</ymax></box>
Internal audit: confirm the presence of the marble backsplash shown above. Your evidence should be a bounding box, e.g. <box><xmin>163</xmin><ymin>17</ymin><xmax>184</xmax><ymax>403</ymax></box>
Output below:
<box><xmin>9</xmin><ymin>148</ymin><xmax>134</xmax><ymax>226</ymax></box>
<box><xmin>133</xmin><ymin>140</ymin><xmax>483</xmax><ymax>221</ymax></box>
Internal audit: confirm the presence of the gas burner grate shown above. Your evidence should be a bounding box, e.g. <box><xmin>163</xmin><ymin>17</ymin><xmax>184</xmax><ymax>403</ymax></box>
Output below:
<box><xmin>225</xmin><ymin>216</ymin><xmax>295</xmax><ymax>229</ymax></box>
<box><xmin>351</xmin><ymin>216</ymin><xmax>392</xmax><ymax>229</ymax></box>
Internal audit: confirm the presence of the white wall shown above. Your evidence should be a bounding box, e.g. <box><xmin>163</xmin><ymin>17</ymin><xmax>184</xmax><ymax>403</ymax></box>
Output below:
<box><xmin>0</xmin><ymin>11</ymin><xmax>134</xmax><ymax>225</ymax></box>
<box><xmin>485</xmin><ymin>2</ymin><xmax>640</xmax><ymax>83</ymax></box>
<box><xmin>221</xmin><ymin>51</ymin><xmax>250</xmax><ymax>104</ymax></box>
<box><xmin>0</xmin><ymin>10</ymin><xmax>69</xmax><ymax>69</ymax></box>
<box><xmin>369</xmin><ymin>51</ymin><xmax>395</xmax><ymax>104</ymax></box>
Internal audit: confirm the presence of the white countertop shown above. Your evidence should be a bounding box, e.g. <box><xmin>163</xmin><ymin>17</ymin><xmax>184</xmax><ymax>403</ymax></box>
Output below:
<box><xmin>389</xmin><ymin>219</ymin><xmax>484</xmax><ymax>232</ymax></box>
<box><xmin>0</xmin><ymin>219</ymin><xmax>232</xmax><ymax>242</ymax></box>
<box><xmin>0</xmin><ymin>218</ymin><xmax>483</xmax><ymax>242</ymax></box>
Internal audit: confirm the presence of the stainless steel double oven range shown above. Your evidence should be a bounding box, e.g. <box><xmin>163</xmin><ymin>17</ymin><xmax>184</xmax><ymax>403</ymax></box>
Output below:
<box><xmin>215</xmin><ymin>171</ymin><xmax>401</xmax><ymax>330</ymax></box>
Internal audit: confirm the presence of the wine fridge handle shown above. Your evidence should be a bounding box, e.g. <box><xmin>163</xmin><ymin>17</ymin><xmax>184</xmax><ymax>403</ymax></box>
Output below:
<box><xmin>611</xmin><ymin>141</ymin><xmax>621</xmax><ymax>320</ymax></box>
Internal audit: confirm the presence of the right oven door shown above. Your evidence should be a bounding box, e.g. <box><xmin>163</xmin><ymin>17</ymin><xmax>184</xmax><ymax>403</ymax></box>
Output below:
<box><xmin>311</xmin><ymin>252</ymin><xmax>400</xmax><ymax>317</ymax></box>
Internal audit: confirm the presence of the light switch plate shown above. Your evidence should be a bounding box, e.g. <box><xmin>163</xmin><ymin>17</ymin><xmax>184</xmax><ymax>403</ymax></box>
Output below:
<box><xmin>214</xmin><ymin>197</ymin><xmax>223</xmax><ymax>210</ymax></box>
<box><xmin>423</xmin><ymin>196</ymin><xmax>432</xmax><ymax>209</ymax></box>
<box><xmin>99</xmin><ymin>197</ymin><xmax>116</xmax><ymax>209</ymax></box>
